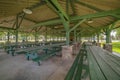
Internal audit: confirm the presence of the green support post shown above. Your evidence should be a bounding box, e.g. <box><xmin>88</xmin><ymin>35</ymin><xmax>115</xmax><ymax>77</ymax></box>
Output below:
<box><xmin>52</xmin><ymin>29</ymin><xmax>54</xmax><ymax>42</ymax></box>
<box><xmin>77</xmin><ymin>36</ymin><xmax>79</xmax><ymax>42</ymax></box>
<box><xmin>60</xmin><ymin>35</ymin><xmax>61</xmax><ymax>41</ymax></box>
<box><xmin>45</xmin><ymin>28</ymin><xmax>47</xmax><ymax>42</ymax></box>
<box><xmin>105</xmin><ymin>29</ymin><xmax>111</xmax><ymax>43</ymax></box>
<box><xmin>7</xmin><ymin>32</ymin><xmax>10</xmax><ymax>42</ymax></box>
<box><xmin>15</xmin><ymin>30</ymin><xmax>18</xmax><ymax>44</ymax></box>
<box><xmin>74</xmin><ymin>30</ymin><xmax>76</xmax><ymax>43</ymax></box>
<box><xmin>57</xmin><ymin>35</ymin><xmax>59</xmax><ymax>41</ymax></box>
<box><xmin>35</xmin><ymin>32</ymin><xmax>37</xmax><ymax>42</ymax></box>
<box><xmin>50</xmin><ymin>30</ymin><xmax>52</xmax><ymax>42</ymax></box>
<box><xmin>45</xmin><ymin>0</ymin><xmax>70</xmax><ymax>45</ymax></box>
<box><xmin>69</xmin><ymin>19</ymin><xmax>86</xmax><ymax>43</ymax></box>
<box><xmin>25</xmin><ymin>33</ymin><xmax>28</xmax><ymax>42</ymax></box>
<box><xmin>58</xmin><ymin>35</ymin><xmax>59</xmax><ymax>41</ymax></box>
<box><xmin>77</xmin><ymin>31</ymin><xmax>83</xmax><ymax>42</ymax></box>
<box><xmin>45</xmin><ymin>0</ymin><xmax>85</xmax><ymax>45</ymax></box>
<box><xmin>92</xmin><ymin>35</ymin><xmax>95</xmax><ymax>42</ymax></box>
<box><xmin>104</xmin><ymin>23</ymin><xmax>115</xmax><ymax>43</ymax></box>
<box><xmin>52</xmin><ymin>35</ymin><xmax>54</xmax><ymax>42</ymax></box>
<box><xmin>15</xmin><ymin>14</ymin><xmax>19</xmax><ymax>44</ymax></box>
<box><xmin>66</xmin><ymin>31</ymin><xmax>70</xmax><ymax>45</ymax></box>
<box><xmin>56</xmin><ymin>35</ymin><xmax>58</xmax><ymax>41</ymax></box>
<box><xmin>34</xmin><ymin>28</ymin><xmax>38</xmax><ymax>42</ymax></box>
<box><xmin>97</xmin><ymin>33</ymin><xmax>100</xmax><ymax>43</ymax></box>
<box><xmin>59</xmin><ymin>13</ymin><xmax>70</xmax><ymax>45</ymax></box>
<box><xmin>49</xmin><ymin>34</ymin><xmax>51</xmax><ymax>42</ymax></box>
<box><xmin>79</xmin><ymin>33</ymin><xmax>81</xmax><ymax>41</ymax></box>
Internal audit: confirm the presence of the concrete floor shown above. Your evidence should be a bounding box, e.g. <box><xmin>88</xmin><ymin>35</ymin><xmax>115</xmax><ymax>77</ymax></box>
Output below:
<box><xmin>0</xmin><ymin>49</ymin><xmax>75</xmax><ymax>80</ymax></box>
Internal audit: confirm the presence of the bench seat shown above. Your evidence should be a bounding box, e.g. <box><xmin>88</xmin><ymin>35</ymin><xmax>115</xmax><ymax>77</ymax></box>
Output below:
<box><xmin>86</xmin><ymin>45</ymin><xmax>120</xmax><ymax>80</ymax></box>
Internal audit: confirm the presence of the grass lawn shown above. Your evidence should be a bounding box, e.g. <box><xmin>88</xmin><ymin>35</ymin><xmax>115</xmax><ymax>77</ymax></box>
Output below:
<box><xmin>112</xmin><ymin>42</ymin><xmax>120</xmax><ymax>53</ymax></box>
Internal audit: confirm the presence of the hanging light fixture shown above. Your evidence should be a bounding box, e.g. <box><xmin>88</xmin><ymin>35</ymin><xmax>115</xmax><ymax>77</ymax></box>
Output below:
<box><xmin>23</xmin><ymin>8</ymin><xmax>32</xmax><ymax>14</ymax></box>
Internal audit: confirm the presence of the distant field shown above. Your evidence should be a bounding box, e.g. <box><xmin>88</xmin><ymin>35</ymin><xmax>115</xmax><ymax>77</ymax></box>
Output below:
<box><xmin>112</xmin><ymin>42</ymin><xmax>120</xmax><ymax>53</ymax></box>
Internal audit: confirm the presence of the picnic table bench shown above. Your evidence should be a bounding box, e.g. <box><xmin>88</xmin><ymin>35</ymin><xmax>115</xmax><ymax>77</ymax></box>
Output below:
<box><xmin>4</xmin><ymin>42</ymin><xmax>64</xmax><ymax>55</ymax></box>
<box><xmin>10</xmin><ymin>43</ymin><xmax>64</xmax><ymax>65</ymax></box>
<box><xmin>65</xmin><ymin>42</ymin><xmax>120</xmax><ymax>80</ymax></box>
<box><xmin>86</xmin><ymin>45</ymin><xmax>120</xmax><ymax>80</ymax></box>
<box><xmin>4</xmin><ymin>42</ymin><xmax>42</xmax><ymax>56</ymax></box>
<box><xmin>25</xmin><ymin>44</ymin><xmax>63</xmax><ymax>66</ymax></box>
<box><xmin>65</xmin><ymin>43</ymin><xmax>86</xmax><ymax>80</ymax></box>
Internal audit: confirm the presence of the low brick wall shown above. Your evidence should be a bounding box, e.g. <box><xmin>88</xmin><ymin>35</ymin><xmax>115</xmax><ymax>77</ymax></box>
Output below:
<box><xmin>96</xmin><ymin>43</ymin><xmax>101</xmax><ymax>47</ymax></box>
<box><xmin>73</xmin><ymin>42</ymin><xmax>82</xmax><ymax>55</ymax></box>
<box><xmin>103</xmin><ymin>44</ymin><xmax>112</xmax><ymax>53</ymax></box>
<box><xmin>62</xmin><ymin>46</ymin><xmax>73</xmax><ymax>60</ymax></box>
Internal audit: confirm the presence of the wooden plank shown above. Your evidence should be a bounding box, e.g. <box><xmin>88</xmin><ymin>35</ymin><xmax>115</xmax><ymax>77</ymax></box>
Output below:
<box><xmin>93</xmin><ymin>47</ymin><xmax>120</xmax><ymax>76</ymax></box>
<box><xmin>86</xmin><ymin>46</ymin><xmax>106</xmax><ymax>80</ymax></box>
<box><xmin>89</xmin><ymin>46</ymin><xmax>120</xmax><ymax>80</ymax></box>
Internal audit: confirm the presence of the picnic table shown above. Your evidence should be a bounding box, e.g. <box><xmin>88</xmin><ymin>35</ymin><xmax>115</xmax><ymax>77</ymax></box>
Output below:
<box><xmin>65</xmin><ymin>42</ymin><xmax>120</xmax><ymax>80</ymax></box>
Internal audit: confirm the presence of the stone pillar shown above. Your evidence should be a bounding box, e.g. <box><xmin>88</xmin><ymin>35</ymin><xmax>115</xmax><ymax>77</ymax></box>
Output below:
<box><xmin>103</xmin><ymin>44</ymin><xmax>112</xmax><ymax>53</ymax></box>
<box><xmin>77</xmin><ymin>42</ymin><xmax>81</xmax><ymax>48</ymax></box>
<box><xmin>73</xmin><ymin>43</ymin><xmax>78</xmax><ymax>55</ymax></box>
<box><xmin>96</xmin><ymin>43</ymin><xmax>101</xmax><ymax>47</ymax></box>
<box><xmin>62</xmin><ymin>46</ymin><xmax>73</xmax><ymax>60</ymax></box>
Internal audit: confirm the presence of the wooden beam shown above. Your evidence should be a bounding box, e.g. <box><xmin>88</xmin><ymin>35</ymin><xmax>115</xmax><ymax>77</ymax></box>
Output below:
<box><xmin>76</xmin><ymin>1</ymin><xmax>120</xmax><ymax>21</ymax></box>
<box><xmin>69</xmin><ymin>19</ymin><xmax>86</xmax><ymax>32</ymax></box>
<box><xmin>47</xmin><ymin>0</ymin><xmax>69</xmax><ymax>21</ymax></box>
<box><xmin>70</xmin><ymin>0</ymin><xmax>76</xmax><ymax>15</ymax></box>
<box><xmin>31</xmin><ymin>9</ymin><xmax>120</xmax><ymax>28</ymax></box>
<box><xmin>76</xmin><ymin>1</ymin><xmax>103</xmax><ymax>12</ymax></box>
<box><xmin>0</xmin><ymin>26</ymin><xmax>15</xmax><ymax>30</ymax></box>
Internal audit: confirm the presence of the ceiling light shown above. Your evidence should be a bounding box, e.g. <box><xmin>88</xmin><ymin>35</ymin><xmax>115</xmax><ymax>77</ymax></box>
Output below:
<box><xmin>23</xmin><ymin>8</ymin><xmax>32</xmax><ymax>14</ymax></box>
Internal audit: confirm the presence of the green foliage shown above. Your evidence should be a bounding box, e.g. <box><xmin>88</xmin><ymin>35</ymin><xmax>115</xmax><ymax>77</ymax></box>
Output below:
<box><xmin>112</xmin><ymin>42</ymin><xmax>120</xmax><ymax>53</ymax></box>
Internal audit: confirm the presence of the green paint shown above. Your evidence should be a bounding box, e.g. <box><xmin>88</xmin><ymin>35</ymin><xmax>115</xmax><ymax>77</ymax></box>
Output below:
<box><xmin>106</xmin><ymin>29</ymin><xmax>111</xmax><ymax>43</ymax></box>
<box><xmin>74</xmin><ymin>30</ymin><xmax>76</xmax><ymax>43</ymax></box>
<box><xmin>69</xmin><ymin>19</ymin><xmax>86</xmax><ymax>32</ymax></box>
<box><xmin>0</xmin><ymin>26</ymin><xmax>15</xmax><ymax>30</ymax></box>
<box><xmin>45</xmin><ymin>28</ymin><xmax>47</xmax><ymax>42</ymax></box>
<box><xmin>15</xmin><ymin>30</ymin><xmax>18</xmax><ymax>44</ymax></box>
<box><xmin>7</xmin><ymin>32</ymin><xmax>10</xmax><ymax>42</ymax></box>
<box><xmin>105</xmin><ymin>22</ymin><xmax>116</xmax><ymax>43</ymax></box>
<box><xmin>59</xmin><ymin>12</ymin><xmax>69</xmax><ymax>31</ymax></box>
<box><xmin>16</xmin><ymin>13</ymin><xmax>25</xmax><ymax>30</ymax></box>
<box><xmin>53</xmin><ymin>2</ymin><xmax>69</xmax><ymax>44</ymax></box>
<box><xmin>50</xmin><ymin>0</ymin><xmax>69</xmax><ymax>21</ymax></box>
<box><xmin>66</xmin><ymin>32</ymin><xmax>70</xmax><ymax>45</ymax></box>
<box><xmin>35</xmin><ymin>32</ymin><xmax>37</xmax><ymax>42</ymax></box>
<box><xmin>70</xmin><ymin>0</ymin><xmax>76</xmax><ymax>15</ymax></box>
<box><xmin>79</xmin><ymin>33</ymin><xmax>81</xmax><ymax>41</ymax></box>
<box><xmin>97</xmin><ymin>33</ymin><xmax>100</xmax><ymax>43</ymax></box>
<box><xmin>66</xmin><ymin>0</ymin><xmax>70</xmax><ymax>15</ymax></box>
